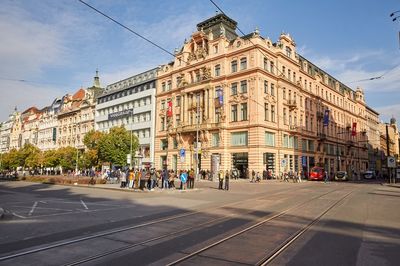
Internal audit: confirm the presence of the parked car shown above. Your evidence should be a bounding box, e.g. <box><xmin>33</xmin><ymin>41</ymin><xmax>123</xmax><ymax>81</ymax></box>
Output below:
<box><xmin>334</xmin><ymin>171</ymin><xmax>349</xmax><ymax>181</ymax></box>
<box><xmin>363</xmin><ymin>171</ymin><xmax>375</xmax><ymax>179</ymax></box>
<box><xmin>308</xmin><ymin>166</ymin><xmax>326</xmax><ymax>181</ymax></box>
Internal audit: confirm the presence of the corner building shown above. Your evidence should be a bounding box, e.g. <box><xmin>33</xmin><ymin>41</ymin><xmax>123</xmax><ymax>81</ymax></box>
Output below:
<box><xmin>155</xmin><ymin>14</ymin><xmax>373</xmax><ymax>178</ymax></box>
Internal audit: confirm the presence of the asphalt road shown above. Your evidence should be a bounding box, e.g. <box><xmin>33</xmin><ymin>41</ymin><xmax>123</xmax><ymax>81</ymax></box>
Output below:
<box><xmin>0</xmin><ymin>180</ymin><xmax>399</xmax><ymax>265</ymax></box>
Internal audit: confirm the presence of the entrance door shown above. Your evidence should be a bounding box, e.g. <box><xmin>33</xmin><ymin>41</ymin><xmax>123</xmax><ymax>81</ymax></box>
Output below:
<box><xmin>232</xmin><ymin>153</ymin><xmax>248</xmax><ymax>179</ymax></box>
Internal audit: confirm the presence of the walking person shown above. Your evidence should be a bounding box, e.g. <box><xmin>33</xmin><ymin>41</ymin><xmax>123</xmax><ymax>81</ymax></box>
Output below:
<box><xmin>150</xmin><ymin>168</ymin><xmax>157</xmax><ymax>190</ymax></box>
<box><xmin>218</xmin><ymin>169</ymin><xmax>224</xmax><ymax>190</ymax></box>
<box><xmin>224</xmin><ymin>170</ymin><xmax>230</xmax><ymax>191</ymax></box>
<box><xmin>324</xmin><ymin>170</ymin><xmax>329</xmax><ymax>183</ymax></box>
<box><xmin>251</xmin><ymin>170</ymin><xmax>256</xmax><ymax>182</ymax></box>
<box><xmin>188</xmin><ymin>168</ymin><xmax>195</xmax><ymax>189</ymax></box>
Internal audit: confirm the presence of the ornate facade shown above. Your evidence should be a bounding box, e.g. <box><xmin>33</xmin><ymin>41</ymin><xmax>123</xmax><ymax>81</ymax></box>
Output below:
<box><xmin>154</xmin><ymin>13</ymin><xmax>375</xmax><ymax>179</ymax></box>
<box><xmin>37</xmin><ymin>98</ymin><xmax>62</xmax><ymax>151</ymax></box>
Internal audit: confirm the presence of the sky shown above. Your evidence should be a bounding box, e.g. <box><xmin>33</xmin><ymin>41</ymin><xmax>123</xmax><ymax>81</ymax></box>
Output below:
<box><xmin>0</xmin><ymin>0</ymin><xmax>399</xmax><ymax>125</ymax></box>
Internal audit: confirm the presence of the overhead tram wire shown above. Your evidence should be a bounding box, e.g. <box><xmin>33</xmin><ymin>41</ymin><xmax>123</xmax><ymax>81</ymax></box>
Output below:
<box><xmin>78</xmin><ymin>0</ymin><xmax>189</xmax><ymax>64</ymax></box>
<box><xmin>0</xmin><ymin>77</ymin><xmax>68</xmax><ymax>86</ymax></box>
<box><xmin>346</xmin><ymin>63</ymin><xmax>400</xmax><ymax>84</ymax></box>
<box><xmin>209</xmin><ymin>0</ymin><xmax>284</xmax><ymax>77</ymax></box>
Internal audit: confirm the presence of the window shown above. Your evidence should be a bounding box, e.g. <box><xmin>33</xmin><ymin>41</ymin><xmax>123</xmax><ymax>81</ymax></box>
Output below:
<box><xmin>161</xmin><ymin>139</ymin><xmax>168</xmax><ymax>150</ymax></box>
<box><xmin>270</xmin><ymin>62</ymin><xmax>275</xmax><ymax>74</ymax></box>
<box><xmin>231</xmin><ymin>131</ymin><xmax>248</xmax><ymax>146</ymax></box>
<box><xmin>213</xmin><ymin>44</ymin><xmax>218</xmax><ymax>54</ymax></box>
<box><xmin>212</xmin><ymin>133</ymin><xmax>220</xmax><ymax>147</ymax></box>
<box><xmin>282</xmin><ymin>66</ymin><xmax>286</xmax><ymax>77</ymax></box>
<box><xmin>288</xmin><ymin>69</ymin><xmax>291</xmax><ymax>81</ymax></box>
<box><xmin>176</xmin><ymin>96</ymin><xmax>181</xmax><ymax>107</ymax></box>
<box><xmin>215</xmin><ymin>64</ymin><xmax>221</xmax><ymax>77</ymax></box>
<box><xmin>271</xmin><ymin>83</ymin><xmax>275</xmax><ymax>96</ymax></box>
<box><xmin>271</xmin><ymin>105</ymin><xmax>276</xmax><ymax>122</ymax></box>
<box><xmin>231</xmin><ymin>104</ymin><xmax>238</xmax><ymax>122</ymax></box>
<box><xmin>264</xmin><ymin>103</ymin><xmax>269</xmax><ymax>121</ymax></box>
<box><xmin>231</xmin><ymin>82</ymin><xmax>238</xmax><ymax>95</ymax></box>
<box><xmin>264</xmin><ymin>58</ymin><xmax>268</xmax><ymax>71</ymax></box>
<box><xmin>173</xmin><ymin>138</ymin><xmax>178</xmax><ymax>149</ymax></box>
<box><xmin>264</xmin><ymin>80</ymin><xmax>268</xmax><ymax>93</ymax></box>
<box><xmin>231</xmin><ymin>60</ymin><xmax>237</xmax><ymax>73</ymax></box>
<box><xmin>241</xmin><ymin>103</ymin><xmax>248</xmax><ymax>121</ymax></box>
<box><xmin>240</xmin><ymin>57</ymin><xmax>247</xmax><ymax>70</ymax></box>
<box><xmin>175</xmin><ymin>114</ymin><xmax>181</xmax><ymax>126</ymax></box>
<box><xmin>240</xmin><ymin>80</ymin><xmax>247</xmax><ymax>93</ymax></box>
<box><xmin>167</xmin><ymin>80</ymin><xmax>171</xmax><ymax>90</ymax></box>
<box><xmin>161</xmin><ymin>117</ymin><xmax>165</xmax><ymax>131</ymax></box>
<box><xmin>283</xmin><ymin>88</ymin><xmax>286</xmax><ymax>99</ymax></box>
<box><xmin>283</xmin><ymin>108</ymin><xmax>287</xmax><ymax>125</ymax></box>
<box><xmin>265</xmin><ymin>132</ymin><xmax>275</xmax><ymax>146</ymax></box>
<box><xmin>161</xmin><ymin>100</ymin><xmax>166</xmax><ymax>110</ymax></box>
<box><xmin>285</xmin><ymin>46</ymin><xmax>292</xmax><ymax>58</ymax></box>
<box><xmin>283</xmin><ymin>134</ymin><xmax>289</xmax><ymax>148</ymax></box>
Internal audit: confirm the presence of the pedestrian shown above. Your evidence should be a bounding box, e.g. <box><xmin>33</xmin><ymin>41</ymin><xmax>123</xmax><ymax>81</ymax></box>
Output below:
<box><xmin>251</xmin><ymin>170</ymin><xmax>256</xmax><ymax>182</ymax></box>
<box><xmin>150</xmin><ymin>168</ymin><xmax>157</xmax><ymax>190</ymax></box>
<box><xmin>169</xmin><ymin>170</ymin><xmax>175</xmax><ymax>189</ymax></box>
<box><xmin>256</xmin><ymin>172</ymin><xmax>261</xmax><ymax>182</ymax></box>
<box><xmin>180</xmin><ymin>170</ymin><xmax>187</xmax><ymax>190</ymax></box>
<box><xmin>188</xmin><ymin>168</ymin><xmax>195</xmax><ymax>189</ymax></box>
<box><xmin>128</xmin><ymin>169</ymin><xmax>134</xmax><ymax>188</ymax></box>
<box><xmin>324</xmin><ymin>170</ymin><xmax>329</xmax><ymax>183</ymax></box>
<box><xmin>120</xmin><ymin>170</ymin><xmax>127</xmax><ymax>188</ymax></box>
<box><xmin>224</xmin><ymin>170</ymin><xmax>230</xmax><ymax>191</ymax></box>
<box><xmin>218</xmin><ymin>170</ymin><xmax>224</xmax><ymax>189</ymax></box>
<box><xmin>162</xmin><ymin>169</ymin><xmax>169</xmax><ymax>189</ymax></box>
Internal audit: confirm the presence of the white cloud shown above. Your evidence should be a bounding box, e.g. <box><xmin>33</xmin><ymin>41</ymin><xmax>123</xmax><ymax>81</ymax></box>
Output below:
<box><xmin>374</xmin><ymin>104</ymin><xmax>400</xmax><ymax>125</ymax></box>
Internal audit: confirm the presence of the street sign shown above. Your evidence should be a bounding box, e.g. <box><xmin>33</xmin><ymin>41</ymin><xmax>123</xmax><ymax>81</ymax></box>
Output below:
<box><xmin>388</xmin><ymin>157</ymin><xmax>396</xmax><ymax>168</ymax></box>
<box><xmin>180</xmin><ymin>149</ymin><xmax>185</xmax><ymax>157</ymax></box>
<box><xmin>281</xmin><ymin>158</ymin><xmax>287</xmax><ymax>167</ymax></box>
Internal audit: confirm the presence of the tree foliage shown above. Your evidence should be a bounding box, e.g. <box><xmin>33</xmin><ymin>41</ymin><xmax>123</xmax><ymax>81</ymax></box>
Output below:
<box><xmin>0</xmin><ymin>126</ymin><xmax>139</xmax><ymax>171</ymax></box>
<box><xmin>98</xmin><ymin>126</ymin><xmax>138</xmax><ymax>166</ymax></box>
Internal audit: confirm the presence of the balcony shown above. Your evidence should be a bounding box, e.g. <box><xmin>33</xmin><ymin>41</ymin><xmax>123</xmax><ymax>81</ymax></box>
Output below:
<box><xmin>285</xmin><ymin>99</ymin><xmax>297</xmax><ymax>110</ymax></box>
<box><xmin>347</xmin><ymin>140</ymin><xmax>355</xmax><ymax>147</ymax></box>
<box><xmin>317</xmin><ymin>133</ymin><xmax>327</xmax><ymax>141</ymax></box>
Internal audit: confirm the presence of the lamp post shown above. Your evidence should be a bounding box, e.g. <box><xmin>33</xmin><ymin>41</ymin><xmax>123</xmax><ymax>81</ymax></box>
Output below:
<box><xmin>129</xmin><ymin>108</ymin><xmax>134</xmax><ymax>170</ymax></box>
<box><xmin>195</xmin><ymin>93</ymin><xmax>200</xmax><ymax>181</ymax></box>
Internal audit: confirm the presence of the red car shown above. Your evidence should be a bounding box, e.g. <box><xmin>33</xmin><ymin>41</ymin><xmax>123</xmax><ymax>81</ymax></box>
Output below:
<box><xmin>308</xmin><ymin>166</ymin><xmax>326</xmax><ymax>181</ymax></box>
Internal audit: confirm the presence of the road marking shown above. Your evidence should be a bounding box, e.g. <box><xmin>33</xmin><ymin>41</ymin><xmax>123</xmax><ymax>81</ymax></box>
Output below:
<box><xmin>39</xmin><ymin>201</ymin><xmax>47</xmax><ymax>204</ymax></box>
<box><xmin>80</xmin><ymin>199</ymin><xmax>88</xmax><ymax>210</ymax></box>
<box><xmin>12</xmin><ymin>212</ymin><xmax>27</xmax><ymax>219</ymax></box>
<box><xmin>28</xmin><ymin>202</ymin><xmax>38</xmax><ymax>216</ymax></box>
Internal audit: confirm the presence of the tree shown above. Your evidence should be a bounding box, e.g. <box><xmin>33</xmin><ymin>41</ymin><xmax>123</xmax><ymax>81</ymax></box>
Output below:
<box><xmin>2</xmin><ymin>149</ymin><xmax>20</xmax><ymax>170</ymax></box>
<box><xmin>56</xmin><ymin>147</ymin><xmax>77</xmax><ymax>171</ymax></box>
<box><xmin>83</xmin><ymin>130</ymin><xmax>104</xmax><ymax>150</ymax></box>
<box><xmin>18</xmin><ymin>144</ymin><xmax>41</xmax><ymax>169</ymax></box>
<box><xmin>83</xmin><ymin>130</ymin><xmax>104</xmax><ymax>167</ymax></box>
<box><xmin>98</xmin><ymin>126</ymin><xmax>138</xmax><ymax>167</ymax></box>
<box><xmin>42</xmin><ymin>149</ymin><xmax>59</xmax><ymax>168</ymax></box>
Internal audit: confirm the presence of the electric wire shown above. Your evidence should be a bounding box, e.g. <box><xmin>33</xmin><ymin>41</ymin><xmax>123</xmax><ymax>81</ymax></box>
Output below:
<box><xmin>78</xmin><ymin>0</ymin><xmax>188</xmax><ymax>64</ymax></box>
<box><xmin>346</xmin><ymin>63</ymin><xmax>400</xmax><ymax>83</ymax></box>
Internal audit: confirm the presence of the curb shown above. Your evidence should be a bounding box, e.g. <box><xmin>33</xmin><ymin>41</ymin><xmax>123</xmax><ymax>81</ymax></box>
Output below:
<box><xmin>0</xmin><ymin>207</ymin><xmax>4</xmax><ymax>219</ymax></box>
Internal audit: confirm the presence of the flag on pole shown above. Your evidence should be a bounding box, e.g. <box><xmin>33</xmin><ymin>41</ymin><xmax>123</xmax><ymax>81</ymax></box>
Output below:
<box><xmin>323</xmin><ymin>109</ymin><xmax>330</xmax><ymax>127</ymax></box>
<box><xmin>351</xmin><ymin>122</ymin><xmax>357</xmax><ymax>136</ymax></box>
<box><xmin>167</xmin><ymin>100</ymin><xmax>173</xmax><ymax>117</ymax></box>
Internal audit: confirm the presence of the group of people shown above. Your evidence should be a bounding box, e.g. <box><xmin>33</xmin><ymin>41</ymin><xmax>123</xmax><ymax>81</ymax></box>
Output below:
<box><xmin>218</xmin><ymin>170</ymin><xmax>230</xmax><ymax>190</ymax></box>
<box><xmin>116</xmin><ymin>168</ymin><xmax>199</xmax><ymax>191</ymax></box>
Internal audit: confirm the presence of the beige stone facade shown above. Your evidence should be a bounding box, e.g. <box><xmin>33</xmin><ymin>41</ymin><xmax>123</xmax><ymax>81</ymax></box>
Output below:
<box><xmin>154</xmin><ymin>14</ymin><xmax>375</xmax><ymax>179</ymax></box>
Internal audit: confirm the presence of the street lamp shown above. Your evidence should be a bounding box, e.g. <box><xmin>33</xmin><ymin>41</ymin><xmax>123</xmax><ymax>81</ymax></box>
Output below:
<box><xmin>129</xmin><ymin>108</ymin><xmax>134</xmax><ymax>170</ymax></box>
<box><xmin>195</xmin><ymin>93</ymin><xmax>200</xmax><ymax>181</ymax></box>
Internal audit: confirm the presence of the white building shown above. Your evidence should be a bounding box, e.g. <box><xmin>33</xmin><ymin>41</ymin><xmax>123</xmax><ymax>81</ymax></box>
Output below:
<box><xmin>37</xmin><ymin>98</ymin><xmax>62</xmax><ymax>151</ymax></box>
<box><xmin>0</xmin><ymin>110</ymin><xmax>18</xmax><ymax>153</ymax></box>
<box><xmin>95</xmin><ymin>68</ymin><xmax>158</xmax><ymax>168</ymax></box>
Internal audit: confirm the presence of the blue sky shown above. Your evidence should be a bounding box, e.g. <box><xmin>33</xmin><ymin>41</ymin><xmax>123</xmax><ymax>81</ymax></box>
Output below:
<box><xmin>0</xmin><ymin>0</ymin><xmax>399</xmax><ymax>124</ymax></box>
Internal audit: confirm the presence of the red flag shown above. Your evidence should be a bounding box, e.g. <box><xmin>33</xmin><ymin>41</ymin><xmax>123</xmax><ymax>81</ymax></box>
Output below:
<box><xmin>351</xmin><ymin>122</ymin><xmax>357</xmax><ymax>136</ymax></box>
<box><xmin>167</xmin><ymin>100</ymin><xmax>173</xmax><ymax>117</ymax></box>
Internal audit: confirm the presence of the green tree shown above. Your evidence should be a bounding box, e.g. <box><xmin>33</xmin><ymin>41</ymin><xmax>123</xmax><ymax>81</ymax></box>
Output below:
<box><xmin>18</xmin><ymin>144</ymin><xmax>41</xmax><ymax>169</ymax></box>
<box><xmin>83</xmin><ymin>130</ymin><xmax>104</xmax><ymax>167</ymax></box>
<box><xmin>42</xmin><ymin>149</ymin><xmax>59</xmax><ymax>168</ymax></box>
<box><xmin>98</xmin><ymin>126</ymin><xmax>138</xmax><ymax>167</ymax></box>
<box><xmin>2</xmin><ymin>149</ymin><xmax>20</xmax><ymax>170</ymax></box>
<box><xmin>56</xmin><ymin>147</ymin><xmax>77</xmax><ymax>171</ymax></box>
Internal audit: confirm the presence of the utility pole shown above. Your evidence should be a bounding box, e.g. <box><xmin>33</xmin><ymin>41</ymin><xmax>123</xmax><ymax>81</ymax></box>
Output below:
<box><xmin>195</xmin><ymin>93</ymin><xmax>200</xmax><ymax>181</ymax></box>
<box><xmin>129</xmin><ymin>108</ymin><xmax>133</xmax><ymax>170</ymax></box>
<box><xmin>385</xmin><ymin>123</ymin><xmax>391</xmax><ymax>183</ymax></box>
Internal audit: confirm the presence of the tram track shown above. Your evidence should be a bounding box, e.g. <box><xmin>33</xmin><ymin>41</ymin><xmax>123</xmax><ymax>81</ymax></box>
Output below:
<box><xmin>166</xmin><ymin>188</ymin><xmax>356</xmax><ymax>265</ymax></box>
<box><xmin>0</xmin><ymin>184</ymin><xmax>317</xmax><ymax>264</ymax></box>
